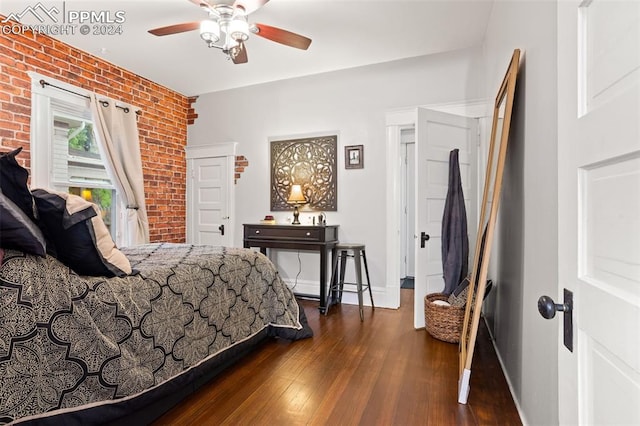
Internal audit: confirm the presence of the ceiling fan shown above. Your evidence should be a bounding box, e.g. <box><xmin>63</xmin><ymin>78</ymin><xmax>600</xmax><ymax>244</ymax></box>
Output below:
<box><xmin>148</xmin><ymin>0</ymin><xmax>312</xmax><ymax>64</ymax></box>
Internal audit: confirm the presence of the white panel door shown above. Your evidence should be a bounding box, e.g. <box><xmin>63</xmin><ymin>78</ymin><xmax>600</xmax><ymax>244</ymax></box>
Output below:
<box><xmin>414</xmin><ymin>108</ymin><xmax>477</xmax><ymax>328</ymax></box>
<box><xmin>188</xmin><ymin>156</ymin><xmax>230</xmax><ymax>246</ymax></box>
<box><xmin>557</xmin><ymin>1</ymin><xmax>640</xmax><ymax>423</ymax></box>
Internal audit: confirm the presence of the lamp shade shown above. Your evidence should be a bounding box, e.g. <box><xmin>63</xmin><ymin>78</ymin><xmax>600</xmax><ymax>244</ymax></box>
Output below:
<box><xmin>228</xmin><ymin>18</ymin><xmax>249</xmax><ymax>42</ymax></box>
<box><xmin>80</xmin><ymin>189</ymin><xmax>93</xmax><ymax>201</ymax></box>
<box><xmin>200</xmin><ymin>20</ymin><xmax>220</xmax><ymax>43</ymax></box>
<box><xmin>287</xmin><ymin>184</ymin><xmax>306</xmax><ymax>204</ymax></box>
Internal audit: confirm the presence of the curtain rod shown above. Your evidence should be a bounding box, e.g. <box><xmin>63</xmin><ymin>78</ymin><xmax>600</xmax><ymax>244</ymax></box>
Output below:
<box><xmin>39</xmin><ymin>79</ymin><xmax>142</xmax><ymax>116</ymax></box>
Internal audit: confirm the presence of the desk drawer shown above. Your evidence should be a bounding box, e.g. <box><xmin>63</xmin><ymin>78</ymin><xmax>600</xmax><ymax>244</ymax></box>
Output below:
<box><xmin>245</xmin><ymin>226</ymin><xmax>322</xmax><ymax>242</ymax></box>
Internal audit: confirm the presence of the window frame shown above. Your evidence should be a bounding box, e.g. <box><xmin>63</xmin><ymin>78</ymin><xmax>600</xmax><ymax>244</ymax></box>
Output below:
<box><xmin>29</xmin><ymin>72</ymin><xmax>126</xmax><ymax>246</ymax></box>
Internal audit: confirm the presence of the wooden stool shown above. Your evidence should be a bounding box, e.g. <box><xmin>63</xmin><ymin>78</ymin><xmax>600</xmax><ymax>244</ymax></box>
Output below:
<box><xmin>325</xmin><ymin>243</ymin><xmax>374</xmax><ymax>321</ymax></box>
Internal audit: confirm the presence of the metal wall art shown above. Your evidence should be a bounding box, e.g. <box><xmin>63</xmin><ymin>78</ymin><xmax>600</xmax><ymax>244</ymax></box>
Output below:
<box><xmin>270</xmin><ymin>134</ymin><xmax>338</xmax><ymax>211</ymax></box>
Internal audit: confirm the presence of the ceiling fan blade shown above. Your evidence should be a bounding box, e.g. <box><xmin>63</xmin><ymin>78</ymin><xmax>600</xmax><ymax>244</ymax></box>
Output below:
<box><xmin>234</xmin><ymin>0</ymin><xmax>269</xmax><ymax>15</ymax></box>
<box><xmin>253</xmin><ymin>23</ymin><xmax>311</xmax><ymax>50</ymax></box>
<box><xmin>232</xmin><ymin>43</ymin><xmax>248</xmax><ymax>64</ymax></box>
<box><xmin>148</xmin><ymin>21</ymin><xmax>200</xmax><ymax>36</ymax></box>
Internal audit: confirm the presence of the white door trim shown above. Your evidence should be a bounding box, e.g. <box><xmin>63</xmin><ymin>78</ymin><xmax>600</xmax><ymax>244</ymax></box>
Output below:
<box><xmin>185</xmin><ymin>142</ymin><xmax>237</xmax><ymax>160</ymax></box>
<box><xmin>386</xmin><ymin>111</ymin><xmax>416</xmax><ymax>310</ymax></box>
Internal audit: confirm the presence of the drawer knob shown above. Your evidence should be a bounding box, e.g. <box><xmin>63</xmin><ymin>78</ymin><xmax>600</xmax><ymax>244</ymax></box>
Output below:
<box><xmin>306</xmin><ymin>232</ymin><xmax>311</xmax><ymax>236</ymax></box>
<box><xmin>255</xmin><ymin>230</ymin><xmax>260</xmax><ymax>234</ymax></box>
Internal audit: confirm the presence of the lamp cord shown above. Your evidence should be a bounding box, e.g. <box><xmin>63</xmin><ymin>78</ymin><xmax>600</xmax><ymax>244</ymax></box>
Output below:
<box><xmin>292</xmin><ymin>250</ymin><xmax>302</xmax><ymax>290</ymax></box>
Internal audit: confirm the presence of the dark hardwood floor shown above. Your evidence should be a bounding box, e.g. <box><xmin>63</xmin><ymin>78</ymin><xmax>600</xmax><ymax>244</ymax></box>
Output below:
<box><xmin>154</xmin><ymin>289</ymin><xmax>521</xmax><ymax>425</ymax></box>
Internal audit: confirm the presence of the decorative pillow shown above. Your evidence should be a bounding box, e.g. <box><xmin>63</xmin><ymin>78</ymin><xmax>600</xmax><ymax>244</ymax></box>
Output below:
<box><xmin>0</xmin><ymin>147</ymin><xmax>38</xmax><ymax>221</ymax></box>
<box><xmin>448</xmin><ymin>277</ymin><xmax>494</xmax><ymax>308</ymax></box>
<box><xmin>0</xmin><ymin>192</ymin><xmax>46</xmax><ymax>256</ymax></box>
<box><xmin>448</xmin><ymin>276</ymin><xmax>471</xmax><ymax>307</ymax></box>
<box><xmin>32</xmin><ymin>188</ymin><xmax>132</xmax><ymax>277</ymax></box>
<box><xmin>0</xmin><ymin>147</ymin><xmax>46</xmax><ymax>256</ymax></box>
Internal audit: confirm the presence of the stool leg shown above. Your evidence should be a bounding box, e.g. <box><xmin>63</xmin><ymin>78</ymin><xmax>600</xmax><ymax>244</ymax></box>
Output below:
<box><xmin>325</xmin><ymin>249</ymin><xmax>341</xmax><ymax>316</ymax></box>
<box><xmin>354</xmin><ymin>249</ymin><xmax>364</xmax><ymax>321</ymax></box>
<box><xmin>338</xmin><ymin>250</ymin><xmax>347</xmax><ymax>303</ymax></box>
<box><xmin>362</xmin><ymin>250</ymin><xmax>374</xmax><ymax>310</ymax></box>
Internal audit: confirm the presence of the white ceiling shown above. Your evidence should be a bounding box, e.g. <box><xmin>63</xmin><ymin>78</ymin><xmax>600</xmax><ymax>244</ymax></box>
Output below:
<box><xmin>1</xmin><ymin>0</ymin><xmax>494</xmax><ymax>96</ymax></box>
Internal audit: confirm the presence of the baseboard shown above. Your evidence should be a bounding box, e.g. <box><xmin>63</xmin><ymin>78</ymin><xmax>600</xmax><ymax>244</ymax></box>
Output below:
<box><xmin>283</xmin><ymin>278</ymin><xmax>396</xmax><ymax>309</ymax></box>
<box><xmin>484</xmin><ymin>316</ymin><xmax>528</xmax><ymax>426</ymax></box>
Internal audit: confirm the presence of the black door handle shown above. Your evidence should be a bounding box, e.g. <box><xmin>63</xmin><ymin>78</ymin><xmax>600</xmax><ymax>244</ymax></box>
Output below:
<box><xmin>537</xmin><ymin>295</ymin><xmax>570</xmax><ymax>319</ymax></box>
<box><xmin>538</xmin><ymin>289</ymin><xmax>573</xmax><ymax>352</ymax></box>
<box><xmin>218</xmin><ymin>224</ymin><xmax>224</xmax><ymax>236</ymax></box>
<box><xmin>420</xmin><ymin>232</ymin><xmax>430</xmax><ymax>248</ymax></box>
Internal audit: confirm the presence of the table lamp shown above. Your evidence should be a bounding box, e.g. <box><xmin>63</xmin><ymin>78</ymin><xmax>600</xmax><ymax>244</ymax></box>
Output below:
<box><xmin>287</xmin><ymin>184</ymin><xmax>307</xmax><ymax>225</ymax></box>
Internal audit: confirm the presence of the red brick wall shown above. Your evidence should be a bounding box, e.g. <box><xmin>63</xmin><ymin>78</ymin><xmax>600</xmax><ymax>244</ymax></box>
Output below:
<box><xmin>187</xmin><ymin>96</ymin><xmax>199</xmax><ymax>125</ymax></box>
<box><xmin>235</xmin><ymin>155</ymin><xmax>248</xmax><ymax>183</ymax></box>
<box><xmin>0</xmin><ymin>21</ymin><xmax>190</xmax><ymax>243</ymax></box>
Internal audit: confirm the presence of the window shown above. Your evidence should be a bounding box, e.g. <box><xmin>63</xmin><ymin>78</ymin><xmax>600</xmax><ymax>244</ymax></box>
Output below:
<box><xmin>53</xmin><ymin>114</ymin><xmax>116</xmax><ymax>235</ymax></box>
<box><xmin>30</xmin><ymin>72</ymin><xmax>125</xmax><ymax>244</ymax></box>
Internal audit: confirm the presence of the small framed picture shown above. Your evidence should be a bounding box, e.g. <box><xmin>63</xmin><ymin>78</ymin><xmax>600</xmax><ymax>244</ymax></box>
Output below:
<box><xmin>345</xmin><ymin>145</ymin><xmax>364</xmax><ymax>169</ymax></box>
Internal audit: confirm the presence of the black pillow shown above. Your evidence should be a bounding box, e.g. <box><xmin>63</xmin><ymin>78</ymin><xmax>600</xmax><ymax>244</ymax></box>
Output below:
<box><xmin>32</xmin><ymin>188</ymin><xmax>132</xmax><ymax>277</ymax></box>
<box><xmin>0</xmin><ymin>147</ymin><xmax>46</xmax><ymax>256</ymax></box>
<box><xmin>0</xmin><ymin>147</ymin><xmax>37</xmax><ymax>221</ymax></box>
<box><xmin>0</xmin><ymin>192</ymin><xmax>46</xmax><ymax>256</ymax></box>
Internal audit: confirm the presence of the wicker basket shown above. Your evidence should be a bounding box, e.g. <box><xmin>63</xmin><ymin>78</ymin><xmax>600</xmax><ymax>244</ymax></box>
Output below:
<box><xmin>424</xmin><ymin>293</ymin><xmax>465</xmax><ymax>343</ymax></box>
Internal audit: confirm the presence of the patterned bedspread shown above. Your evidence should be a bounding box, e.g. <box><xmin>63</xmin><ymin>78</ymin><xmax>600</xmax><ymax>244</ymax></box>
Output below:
<box><xmin>0</xmin><ymin>243</ymin><xmax>311</xmax><ymax>424</ymax></box>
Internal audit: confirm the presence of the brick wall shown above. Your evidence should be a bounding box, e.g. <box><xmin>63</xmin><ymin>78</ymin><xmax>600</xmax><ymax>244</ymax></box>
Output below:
<box><xmin>0</xmin><ymin>21</ymin><xmax>190</xmax><ymax>243</ymax></box>
<box><xmin>187</xmin><ymin>96</ymin><xmax>198</xmax><ymax>125</ymax></box>
<box><xmin>235</xmin><ymin>155</ymin><xmax>248</xmax><ymax>183</ymax></box>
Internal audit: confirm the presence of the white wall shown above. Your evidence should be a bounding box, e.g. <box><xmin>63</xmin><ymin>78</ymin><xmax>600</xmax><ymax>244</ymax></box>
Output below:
<box><xmin>188</xmin><ymin>47</ymin><xmax>483</xmax><ymax>307</ymax></box>
<box><xmin>188</xmin><ymin>6</ymin><xmax>561</xmax><ymax>420</ymax></box>
<box><xmin>481</xmin><ymin>2</ymin><xmax>559</xmax><ymax>425</ymax></box>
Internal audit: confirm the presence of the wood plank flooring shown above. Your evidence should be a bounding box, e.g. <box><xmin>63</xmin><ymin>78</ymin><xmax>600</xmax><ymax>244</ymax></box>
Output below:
<box><xmin>154</xmin><ymin>289</ymin><xmax>521</xmax><ymax>425</ymax></box>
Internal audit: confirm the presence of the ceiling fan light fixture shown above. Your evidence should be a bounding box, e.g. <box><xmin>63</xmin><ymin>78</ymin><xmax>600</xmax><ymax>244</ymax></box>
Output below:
<box><xmin>148</xmin><ymin>0</ymin><xmax>312</xmax><ymax>65</ymax></box>
<box><xmin>228</xmin><ymin>18</ymin><xmax>249</xmax><ymax>42</ymax></box>
<box><xmin>200</xmin><ymin>20</ymin><xmax>220</xmax><ymax>43</ymax></box>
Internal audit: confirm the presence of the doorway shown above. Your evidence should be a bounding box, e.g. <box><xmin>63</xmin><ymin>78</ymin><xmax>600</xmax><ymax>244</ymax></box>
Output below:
<box><xmin>400</xmin><ymin>130</ymin><xmax>415</xmax><ymax>289</ymax></box>
<box><xmin>386</xmin><ymin>106</ymin><xmax>482</xmax><ymax>328</ymax></box>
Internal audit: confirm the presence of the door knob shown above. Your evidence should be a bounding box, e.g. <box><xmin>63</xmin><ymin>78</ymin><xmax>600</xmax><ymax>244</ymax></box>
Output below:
<box><xmin>537</xmin><ymin>295</ymin><xmax>570</xmax><ymax>319</ymax></box>
<box><xmin>538</xmin><ymin>296</ymin><xmax>571</xmax><ymax>319</ymax></box>
<box><xmin>420</xmin><ymin>232</ymin><xmax>430</xmax><ymax>248</ymax></box>
<box><xmin>218</xmin><ymin>224</ymin><xmax>225</xmax><ymax>236</ymax></box>
<box><xmin>537</xmin><ymin>289</ymin><xmax>574</xmax><ymax>352</ymax></box>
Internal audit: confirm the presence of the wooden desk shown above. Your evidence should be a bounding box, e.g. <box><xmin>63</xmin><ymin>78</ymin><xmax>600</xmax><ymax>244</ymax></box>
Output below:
<box><xmin>243</xmin><ymin>223</ymin><xmax>339</xmax><ymax>313</ymax></box>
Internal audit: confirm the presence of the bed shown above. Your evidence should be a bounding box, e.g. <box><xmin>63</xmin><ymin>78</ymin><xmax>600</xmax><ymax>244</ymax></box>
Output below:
<box><xmin>0</xmin><ymin>243</ymin><xmax>312</xmax><ymax>425</ymax></box>
<box><xmin>0</xmin><ymin>148</ymin><xmax>312</xmax><ymax>424</ymax></box>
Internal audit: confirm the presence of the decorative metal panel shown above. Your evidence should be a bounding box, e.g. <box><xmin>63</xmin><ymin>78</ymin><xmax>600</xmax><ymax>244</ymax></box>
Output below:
<box><xmin>270</xmin><ymin>135</ymin><xmax>337</xmax><ymax>211</ymax></box>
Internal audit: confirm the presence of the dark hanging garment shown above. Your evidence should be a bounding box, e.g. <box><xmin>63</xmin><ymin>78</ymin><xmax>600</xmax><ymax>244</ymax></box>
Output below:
<box><xmin>441</xmin><ymin>149</ymin><xmax>469</xmax><ymax>295</ymax></box>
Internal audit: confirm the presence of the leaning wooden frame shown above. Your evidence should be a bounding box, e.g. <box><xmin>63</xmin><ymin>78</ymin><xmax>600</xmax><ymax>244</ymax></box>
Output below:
<box><xmin>458</xmin><ymin>48</ymin><xmax>521</xmax><ymax>404</ymax></box>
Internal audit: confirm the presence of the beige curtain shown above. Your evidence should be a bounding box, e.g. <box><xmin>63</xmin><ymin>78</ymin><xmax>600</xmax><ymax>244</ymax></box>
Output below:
<box><xmin>89</xmin><ymin>94</ymin><xmax>149</xmax><ymax>246</ymax></box>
